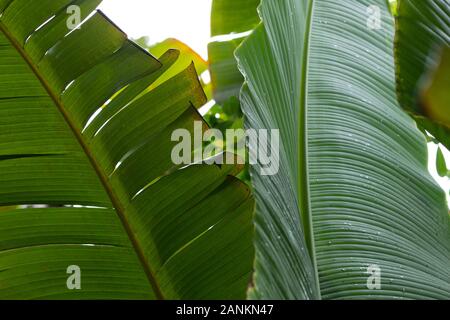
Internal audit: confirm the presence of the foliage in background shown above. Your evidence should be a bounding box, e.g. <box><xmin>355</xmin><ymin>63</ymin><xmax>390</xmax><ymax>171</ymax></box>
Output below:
<box><xmin>395</xmin><ymin>0</ymin><xmax>450</xmax><ymax>150</ymax></box>
<box><xmin>419</xmin><ymin>48</ymin><xmax>450</xmax><ymax>131</ymax></box>
<box><xmin>204</xmin><ymin>0</ymin><xmax>262</xmax><ymax>185</ymax></box>
<box><xmin>208</xmin><ymin>0</ymin><xmax>260</xmax><ymax>104</ymax></box>
<box><xmin>135</xmin><ymin>36</ymin><xmax>212</xmax><ymax>100</ymax></box>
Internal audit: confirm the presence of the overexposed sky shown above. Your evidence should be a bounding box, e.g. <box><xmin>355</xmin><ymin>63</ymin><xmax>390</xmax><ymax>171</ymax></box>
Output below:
<box><xmin>99</xmin><ymin>0</ymin><xmax>212</xmax><ymax>59</ymax></box>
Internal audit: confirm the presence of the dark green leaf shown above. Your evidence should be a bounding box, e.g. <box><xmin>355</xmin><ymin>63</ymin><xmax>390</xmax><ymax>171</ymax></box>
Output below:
<box><xmin>237</xmin><ymin>0</ymin><xmax>450</xmax><ymax>299</ymax></box>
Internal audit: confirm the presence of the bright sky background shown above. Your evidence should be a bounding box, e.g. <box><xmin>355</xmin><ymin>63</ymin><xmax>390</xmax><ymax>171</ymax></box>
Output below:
<box><xmin>99</xmin><ymin>0</ymin><xmax>212</xmax><ymax>59</ymax></box>
<box><xmin>99</xmin><ymin>0</ymin><xmax>449</xmax><ymax>204</ymax></box>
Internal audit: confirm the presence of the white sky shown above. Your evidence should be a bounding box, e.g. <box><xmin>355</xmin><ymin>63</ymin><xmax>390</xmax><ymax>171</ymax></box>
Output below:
<box><xmin>99</xmin><ymin>0</ymin><xmax>212</xmax><ymax>59</ymax></box>
<box><xmin>99</xmin><ymin>0</ymin><xmax>449</xmax><ymax>204</ymax></box>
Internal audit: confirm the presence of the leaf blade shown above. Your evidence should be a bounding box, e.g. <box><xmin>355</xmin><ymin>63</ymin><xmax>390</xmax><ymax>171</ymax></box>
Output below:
<box><xmin>237</xmin><ymin>0</ymin><xmax>450</xmax><ymax>299</ymax></box>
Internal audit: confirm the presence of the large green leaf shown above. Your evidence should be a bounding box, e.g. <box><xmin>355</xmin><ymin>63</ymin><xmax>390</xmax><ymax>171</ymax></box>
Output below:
<box><xmin>0</xmin><ymin>0</ymin><xmax>254</xmax><ymax>299</ymax></box>
<box><xmin>237</xmin><ymin>0</ymin><xmax>450</xmax><ymax>299</ymax></box>
<box><xmin>395</xmin><ymin>0</ymin><xmax>450</xmax><ymax>148</ymax></box>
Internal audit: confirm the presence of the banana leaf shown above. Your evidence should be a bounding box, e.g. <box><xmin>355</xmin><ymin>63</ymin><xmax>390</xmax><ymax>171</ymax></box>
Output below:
<box><xmin>0</xmin><ymin>0</ymin><xmax>254</xmax><ymax>299</ymax></box>
<box><xmin>237</xmin><ymin>0</ymin><xmax>450</xmax><ymax>299</ymax></box>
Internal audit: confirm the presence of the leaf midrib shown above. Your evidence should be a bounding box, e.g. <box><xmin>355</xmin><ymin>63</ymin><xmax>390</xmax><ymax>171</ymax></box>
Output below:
<box><xmin>298</xmin><ymin>0</ymin><xmax>321</xmax><ymax>297</ymax></box>
<box><xmin>0</xmin><ymin>21</ymin><xmax>165</xmax><ymax>300</ymax></box>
